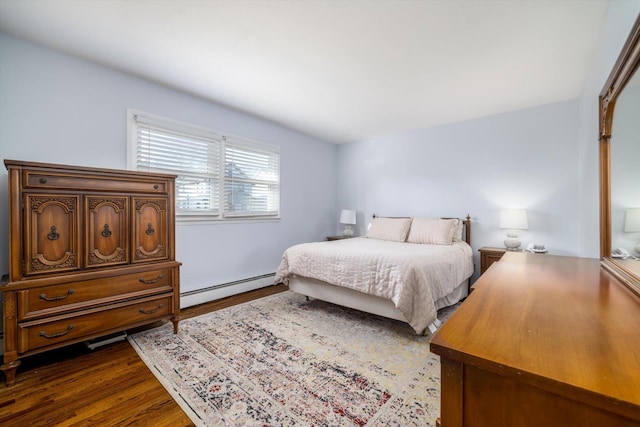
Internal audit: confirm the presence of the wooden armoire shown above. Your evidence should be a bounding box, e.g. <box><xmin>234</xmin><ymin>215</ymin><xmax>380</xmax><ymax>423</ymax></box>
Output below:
<box><xmin>1</xmin><ymin>160</ymin><xmax>181</xmax><ymax>386</ymax></box>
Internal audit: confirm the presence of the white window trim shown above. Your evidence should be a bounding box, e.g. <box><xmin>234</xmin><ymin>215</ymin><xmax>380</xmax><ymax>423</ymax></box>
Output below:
<box><xmin>127</xmin><ymin>108</ymin><xmax>281</xmax><ymax>222</ymax></box>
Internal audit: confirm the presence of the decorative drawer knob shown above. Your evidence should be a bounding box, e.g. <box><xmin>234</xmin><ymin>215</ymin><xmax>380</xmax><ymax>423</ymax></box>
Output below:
<box><xmin>39</xmin><ymin>324</ymin><xmax>74</xmax><ymax>339</ymax></box>
<box><xmin>101</xmin><ymin>224</ymin><xmax>112</xmax><ymax>237</ymax></box>
<box><xmin>39</xmin><ymin>177</ymin><xmax>47</xmax><ymax>184</ymax></box>
<box><xmin>139</xmin><ymin>304</ymin><xmax>163</xmax><ymax>315</ymax></box>
<box><xmin>39</xmin><ymin>289</ymin><xmax>74</xmax><ymax>301</ymax></box>
<box><xmin>47</xmin><ymin>225</ymin><xmax>60</xmax><ymax>240</ymax></box>
<box><xmin>139</xmin><ymin>274</ymin><xmax>163</xmax><ymax>284</ymax></box>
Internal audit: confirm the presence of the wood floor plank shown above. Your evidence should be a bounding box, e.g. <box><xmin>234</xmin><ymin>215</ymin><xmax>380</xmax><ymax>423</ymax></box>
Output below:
<box><xmin>57</xmin><ymin>377</ymin><xmax>161</xmax><ymax>426</ymax></box>
<box><xmin>0</xmin><ymin>284</ymin><xmax>286</xmax><ymax>426</ymax></box>
<box><xmin>70</xmin><ymin>388</ymin><xmax>191</xmax><ymax>427</ymax></box>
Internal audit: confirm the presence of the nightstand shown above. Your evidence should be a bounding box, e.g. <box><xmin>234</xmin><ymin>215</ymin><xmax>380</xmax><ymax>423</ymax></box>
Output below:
<box><xmin>326</xmin><ymin>235</ymin><xmax>349</xmax><ymax>241</ymax></box>
<box><xmin>479</xmin><ymin>247</ymin><xmax>507</xmax><ymax>274</ymax></box>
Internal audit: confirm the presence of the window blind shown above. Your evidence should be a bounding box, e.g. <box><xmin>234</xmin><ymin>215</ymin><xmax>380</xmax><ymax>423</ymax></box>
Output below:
<box><xmin>130</xmin><ymin>111</ymin><xmax>280</xmax><ymax>220</ymax></box>
<box><xmin>224</xmin><ymin>137</ymin><xmax>280</xmax><ymax>218</ymax></box>
<box><xmin>134</xmin><ymin>113</ymin><xmax>221</xmax><ymax>215</ymax></box>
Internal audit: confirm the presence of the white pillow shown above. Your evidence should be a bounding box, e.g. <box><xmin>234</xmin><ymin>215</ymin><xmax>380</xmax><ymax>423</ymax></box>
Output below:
<box><xmin>406</xmin><ymin>218</ymin><xmax>457</xmax><ymax>245</ymax></box>
<box><xmin>452</xmin><ymin>219</ymin><xmax>464</xmax><ymax>242</ymax></box>
<box><xmin>367</xmin><ymin>217</ymin><xmax>412</xmax><ymax>242</ymax></box>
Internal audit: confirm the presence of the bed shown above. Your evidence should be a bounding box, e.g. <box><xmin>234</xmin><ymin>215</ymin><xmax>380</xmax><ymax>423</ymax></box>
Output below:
<box><xmin>275</xmin><ymin>215</ymin><xmax>474</xmax><ymax>335</ymax></box>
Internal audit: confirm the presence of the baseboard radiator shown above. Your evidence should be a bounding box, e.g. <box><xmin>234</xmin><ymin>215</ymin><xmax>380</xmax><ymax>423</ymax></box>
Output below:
<box><xmin>180</xmin><ymin>273</ymin><xmax>276</xmax><ymax>308</ymax></box>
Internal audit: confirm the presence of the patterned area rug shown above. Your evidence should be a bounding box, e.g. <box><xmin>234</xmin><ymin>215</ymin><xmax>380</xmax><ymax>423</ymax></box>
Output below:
<box><xmin>128</xmin><ymin>291</ymin><xmax>459</xmax><ymax>426</ymax></box>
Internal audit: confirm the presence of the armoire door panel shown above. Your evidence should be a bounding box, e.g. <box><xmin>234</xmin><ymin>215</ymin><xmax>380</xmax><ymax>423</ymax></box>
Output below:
<box><xmin>132</xmin><ymin>197</ymin><xmax>168</xmax><ymax>262</ymax></box>
<box><xmin>86</xmin><ymin>196</ymin><xmax>129</xmax><ymax>268</ymax></box>
<box><xmin>24</xmin><ymin>195</ymin><xmax>81</xmax><ymax>275</ymax></box>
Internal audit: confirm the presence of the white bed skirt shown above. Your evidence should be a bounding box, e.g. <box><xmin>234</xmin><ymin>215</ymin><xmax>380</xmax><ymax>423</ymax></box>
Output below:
<box><xmin>288</xmin><ymin>275</ymin><xmax>468</xmax><ymax>327</ymax></box>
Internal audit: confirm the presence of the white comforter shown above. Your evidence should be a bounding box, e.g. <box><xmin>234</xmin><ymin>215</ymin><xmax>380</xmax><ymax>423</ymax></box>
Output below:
<box><xmin>275</xmin><ymin>237</ymin><xmax>474</xmax><ymax>334</ymax></box>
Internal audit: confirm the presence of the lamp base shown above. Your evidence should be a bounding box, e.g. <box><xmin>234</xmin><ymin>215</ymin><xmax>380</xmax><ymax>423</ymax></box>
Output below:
<box><xmin>343</xmin><ymin>225</ymin><xmax>353</xmax><ymax>237</ymax></box>
<box><xmin>504</xmin><ymin>237</ymin><xmax>522</xmax><ymax>251</ymax></box>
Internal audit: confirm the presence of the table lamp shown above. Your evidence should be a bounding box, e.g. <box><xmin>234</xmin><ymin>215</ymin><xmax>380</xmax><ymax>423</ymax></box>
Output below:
<box><xmin>339</xmin><ymin>209</ymin><xmax>356</xmax><ymax>237</ymax></box>
<box><xmin>499</xmin><ymin>209</ymin><xmax>528</xmax><ymax>251</ymax></box>
<box><xmin>624</xmin><ymin>208</ymin><xmax>640</xmax><ymax>255</ymax></box>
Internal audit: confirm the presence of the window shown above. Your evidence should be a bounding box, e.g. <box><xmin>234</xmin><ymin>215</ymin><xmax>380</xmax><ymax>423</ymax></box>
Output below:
<box><xmin>128</xmin><ymin>110</ymin><xmax>280</xmax><ymax>221</ymax></box>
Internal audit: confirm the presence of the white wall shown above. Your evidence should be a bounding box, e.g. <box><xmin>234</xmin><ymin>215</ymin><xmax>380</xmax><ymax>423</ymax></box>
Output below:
<box><xmin>577</xmin><ymin>1</ymin><xmax>640</xmax><ymax>258</ymax></box>
<box><xmin>337</xmin><ymin>100</ymin><xmax>580</xmax><ymax>281</ymax></box>
<box><xmin>337</xmin><ymin>2</ymin><xmax>640</xmax><ymax>279</ymax></box>
<box><xmin>0</xmin><ymin>34</ymin><xmax>337</xmax><ymax>302</ymax></box>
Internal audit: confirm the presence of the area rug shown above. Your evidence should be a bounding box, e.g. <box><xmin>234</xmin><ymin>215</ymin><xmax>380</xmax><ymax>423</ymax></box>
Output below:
<box><xmin>128</xmin><ymin>291</ymin><xmax>458</xmax><ymax>426</ymax></box>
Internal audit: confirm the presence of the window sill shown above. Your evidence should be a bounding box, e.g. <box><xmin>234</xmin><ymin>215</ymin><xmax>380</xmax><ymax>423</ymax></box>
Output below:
<box><xmin>176</xmin><ymin>216</ymin><xmax>281</xmax><ymax>226</ymax></box>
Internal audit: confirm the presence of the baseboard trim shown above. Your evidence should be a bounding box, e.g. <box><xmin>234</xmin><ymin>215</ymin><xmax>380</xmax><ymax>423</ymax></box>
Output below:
<box><xmin>180</xmin><ymin>273</ymin><xmax>276</xmax><ymax>308</ymax></box>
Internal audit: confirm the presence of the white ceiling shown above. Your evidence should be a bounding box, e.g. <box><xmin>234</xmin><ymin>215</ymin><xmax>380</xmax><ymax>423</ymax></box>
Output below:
<box><xmin>0</xmin><ymin>0</ymin><xmax>610</xmax><ymax>143</ymax></box>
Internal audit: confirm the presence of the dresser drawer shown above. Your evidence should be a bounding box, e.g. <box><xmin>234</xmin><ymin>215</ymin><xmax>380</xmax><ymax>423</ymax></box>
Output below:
<box><xmin>23</xmin><ymin>170</ymin><xmax>169</xmax><ymax>194</ymax></box>
<box><xmin>18</xmin><ymin>295</ymin><xmax>172</xmax><ymax>353</ymax></box>
<box><xmin>18</xmin><ymin>268</ymin><xmax>173</xmax><ymax>320</ymax></box>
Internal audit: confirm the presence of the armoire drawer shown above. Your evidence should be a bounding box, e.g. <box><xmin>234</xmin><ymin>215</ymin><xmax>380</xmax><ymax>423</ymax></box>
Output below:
<box><xmin>18</xmin><ymin>295</ymin><xmax>172</xmax><ymax>353</ymax></box>
<box><xmin>18</xmin><ymin>268</ymin><xmax>173</xmax><ymax>320</ymax></box>
<box><xmin>23</xmin><ymin>170</ymin><xmax>170</xmax><ymax>194</ymax></box>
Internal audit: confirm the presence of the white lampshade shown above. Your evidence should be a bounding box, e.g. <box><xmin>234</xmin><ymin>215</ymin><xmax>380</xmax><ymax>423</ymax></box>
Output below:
<box><xmin>499</xmin><ymin>209</ymin><xmax>528</xmax><ymax>251</ymax></box>
<box><xmin>339</xmin><ymin>209</ymin><xmax>356</xmax><ymax>225</ymax></box>
<box><xmin>339</xmin><ymin>209</ymin><xmax>356</xmax><ymax>237</ymax></box>
<box><xmin>499</xmin><ymin>209</ymin><xmax>529</xmax><ymax>230</ymax></box>
<box><xmin>624</xmin><ymin>208</ymin><xmax>640</xmax><ymax>232</ymax></box>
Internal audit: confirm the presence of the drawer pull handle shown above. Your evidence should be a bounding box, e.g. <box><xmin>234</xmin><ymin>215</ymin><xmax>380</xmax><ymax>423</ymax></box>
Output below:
<box><xmin>139</xmin><ymin>274</ymin><xmax>163</xmax><ymax>284</ymax></box>
<box><xmin>39</xmin><ymin>289</ymin><xmax>74</xmax><ymax>301</ymax></box>
<box><xmin>145</xmin><ymin>223</ymin><xmax>155</xmax><ymax>235</ymax></box>
<box><xmin>47</xmin><ymin>225</ymin><xmax>60</xmax><ymax>240</ymax></box>
<box><xmin>101</xmin><ymin>224</ymin><xmax>112</xmax><ymax>237</ymax></box>
<box><xmin>153</xmin><ymin>184</ymin><xmax>159</xmax><ymax>190</ymax></box>
<box><xmin>39</xmin><ymin>177</ymin><xmax>48</xmax><ymax>184</ymax></box>
<box><xmin>39</xmin><ymin>324</ymin><xmax>74</xmax><ymax>339</ymax></box>
<box><xmin>139</xmin><ymin>304</ymin><xmax>163</xmax><ymax>315</ymax></box>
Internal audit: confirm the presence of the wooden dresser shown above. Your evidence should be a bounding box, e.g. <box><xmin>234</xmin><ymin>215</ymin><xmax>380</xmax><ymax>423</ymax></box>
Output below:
<box><xmin>1</xmin><ymin>160</ymin><xmax>181</xmax><ymax>386</ymax></box>
<box><xmin>431</xmin><ymin>252</ymin><xmax>640</xmax><ymax>426</ymax></box>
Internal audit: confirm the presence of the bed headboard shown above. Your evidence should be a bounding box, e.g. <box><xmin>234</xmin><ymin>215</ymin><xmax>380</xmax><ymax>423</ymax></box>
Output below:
<box><xmin>372</xmin><ymin>213</ymin><xmax>472</xmax><ymax>246</ymax></box>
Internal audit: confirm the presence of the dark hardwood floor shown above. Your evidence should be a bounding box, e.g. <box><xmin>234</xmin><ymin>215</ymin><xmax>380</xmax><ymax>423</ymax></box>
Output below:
<box><xmin>0</xmin><ymin>284</ymin><xmax>287</xmax><ymax>426</ymax></box>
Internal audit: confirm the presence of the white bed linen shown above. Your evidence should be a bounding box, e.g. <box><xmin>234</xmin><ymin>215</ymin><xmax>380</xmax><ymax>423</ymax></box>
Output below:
<box><xmin>275</xmin><ymin>237</ymin><xmax>474</xmax><ymax>334</ymax></box>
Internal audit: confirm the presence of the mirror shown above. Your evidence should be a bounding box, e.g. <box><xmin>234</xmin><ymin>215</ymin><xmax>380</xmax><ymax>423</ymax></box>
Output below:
<box><xmin>600</xmin><ymin>15</ymin><xmax>640</xmax><ymax>296</ymax></box>
<box><xmin>611</xmin><ymin>70</ymin><xmax>640</xmax><ymax>258</ymax></box>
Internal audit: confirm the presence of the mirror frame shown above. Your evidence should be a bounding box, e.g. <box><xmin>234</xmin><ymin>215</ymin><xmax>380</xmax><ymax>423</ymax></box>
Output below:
<box><xmin>599</xmin><ymin>14</ymin><xmax>640</xmax><ymax>296</ymax></box>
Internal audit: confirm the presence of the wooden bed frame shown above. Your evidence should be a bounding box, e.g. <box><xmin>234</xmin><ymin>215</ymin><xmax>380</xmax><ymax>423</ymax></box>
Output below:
<box><xmin>288</xmin><ymin>214</ymin><xmax>472</xmax><ymax>333</ymax></box>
